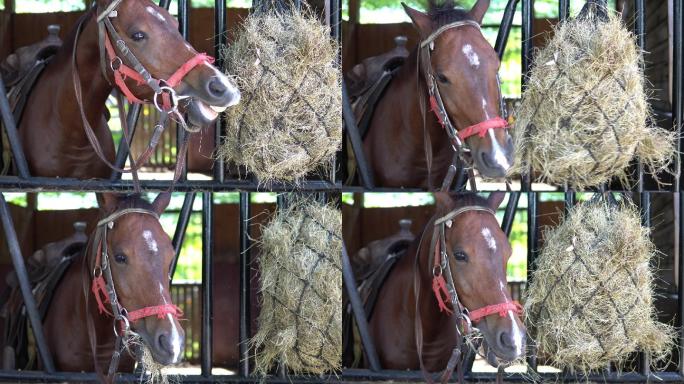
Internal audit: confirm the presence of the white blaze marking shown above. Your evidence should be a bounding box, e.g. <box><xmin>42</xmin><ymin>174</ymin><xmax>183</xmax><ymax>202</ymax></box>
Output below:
<box><xmin>462</xmin><ymin>44</ymin><xmax>480</xmax><ymax>68</ymax></box>
<box><xmin>487</xmin><ymin>129</ymin><xmax>511</xmax><ymax>170</ymax></box>
<box><xmin>481</xmin><ymin>227</ymin><xmax>497</xmax><ymax>251</ymax></box>
<box><xmin>508</xmin><ymin>311</ymin><xmax>524</xmax><ymax>356</ymax></box>
<box><xmin>159</xmin><ymin>283</ymin><xmax>183</xmax><ymax>363</ymax></box>
<box><xmin>142</xmin><ymin>230</ymin><xmax>158</xmax><ymax>253</ymax></box>
<box><xmin>146</xmin><ymin>6</ymin><xmax>167</xmax><ymax>24</ymax></box>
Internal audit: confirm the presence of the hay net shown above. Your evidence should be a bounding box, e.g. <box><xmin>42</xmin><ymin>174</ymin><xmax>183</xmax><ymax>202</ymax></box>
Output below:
<box><xmin>511</xmin><ymin>2</ymin><xmax>675</xmax><ymax>189</ymax></box>
<box><xmin>251</xmin><ymin>196</ymin><xmax>342</xmax><ymax>375</ymax></box>
<box><xmin>219</xmin><ymin>7</ymin><xmax>342</xmax><ymax>185</ymax></box>
<box><xmin>524</xmin><ymin>194</ymin><xmax>675</xmax><ymax>374</ymax></box>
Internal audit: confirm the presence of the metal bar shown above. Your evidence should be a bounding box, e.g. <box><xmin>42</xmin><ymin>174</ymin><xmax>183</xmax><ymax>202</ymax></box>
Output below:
<box><xmin>109</xmin><ymin>104</ymin><xmax>141</xmax><ymax>181</ymax></box>
<box><xmin>564</xmin><ymin>190</ymin><xmax>575</xmax><ymax>216</ymax></box>
<box><xmin>640</xmin><ymin>190</ymin><xmax>651</xmax><ymax>374</ymax></box>
<box><xmin>501</xmin><ymin>191</ymin><xmax>520</xmax><ymax>236</ymax></box>
<box><xmin>239</xmin><ymin>192</ymin><xmax>251</xmax><ymax>377</ymax></box>
<box><xmin>0</xmin><ymin>193</ymin><xmax>54</xmax><ymax>372</ymax></box>
<box><xmin>635</xmin><ymin>0</ymin><xmax>645</xmax><ymax>192</ymax></box>
<box><xmin>342</xmin><ymin>83</ymin><xmax>375</xmax><ymax>189</ymax></box>
<box><xmin>213</xmin><ymin>0</ymin><xmax>227</xmax><ymax>182</ymax></box>
<box><xmin>170</xmin><ymin>192</ymin><xmax>196</xmax><ymax>281</ymax></box>
<box><xmin>330</xmin><ymin>0</ymin><xmax>341</xmax><ymax>43</ymax></box>
<box><xmin>520</xmin><ymin>0</ymin><xmax>532</xmax><ymax>191</ymax></box>
<box><xmin>494</xmin><ymin>0</ymin><xmax>520</xmax><ymax>60</ymax></box>
<box><xmin>679</xmin><ymin>191</ymin><xmax>684</xmax><ymax>376</ymax></box>
<box><xmin>177</xmin><ymin>0</ymin><xmax>189</xmax><ymax>181</ymax></box>
<box><xmin>158</xmin><ymin>0</ymin><xmax>171</xmax><ymax>9</ymax></box>
<box><xmin>675</xmin><ymin>0</ymin><xmax>683</xmax><ymax>193</ymax></box>
<box><xmin>342</xmin><ymin>243</ymin><xmax>382</xmax><ymax>371</ymax></box>
<box><xmin>559</xmin><ymin>0</ymin><xmax>570</xmax><ymax>21</ymax></box>
<box><xmin>201</xmin><ymin>192</ymin><xmax>213</xmax><ymax>376</ymax></box>
<box><xmin>0</xmin><ymin>76</ymin><xmax>30</xmax><ymax>179</ymax></box>
<box><xmin>526</xmin><ymin>191</ymin><xmax>538</xmax><ymax>372</ymax></box>
<box><xmin>0</xmin><ymin>176</ymin><xmax>339</xmax><ymax>192</ymax></box>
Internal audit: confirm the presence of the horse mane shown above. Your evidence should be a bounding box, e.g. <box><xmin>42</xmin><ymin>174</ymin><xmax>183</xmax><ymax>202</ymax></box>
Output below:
<box><xmin>427</xmin><ymin>0</ymin><xmax>473</xmax><ymax>28</ymax></box>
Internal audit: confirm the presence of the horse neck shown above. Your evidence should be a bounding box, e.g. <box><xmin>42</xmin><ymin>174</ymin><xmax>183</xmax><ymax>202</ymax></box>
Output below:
<box><xmin>56</xmin><ymin>9</ymin><xmax>113</xmax><ymax>139</ymax></box>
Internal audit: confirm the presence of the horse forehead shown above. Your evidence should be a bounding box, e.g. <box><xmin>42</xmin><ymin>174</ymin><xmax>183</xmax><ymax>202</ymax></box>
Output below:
<box><xmin>436</xmin><ymin>29</ymin><xmax>496</xmax><ymax>64</ymax></box>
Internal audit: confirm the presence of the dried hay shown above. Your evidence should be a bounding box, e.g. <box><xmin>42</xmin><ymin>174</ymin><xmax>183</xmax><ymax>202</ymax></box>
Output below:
<box><xmin>511</xmin><ymin>6</ymin><xmax>675</xmax><ymax>189</ymax></box>
<box><xmin>251</xmin><ymin>197</ymin><xmax>342</xmax><ymax>375</ymax></box>
<box><xmin>524</xmin><ymin>198</ymin><xmax>675</xmax><ymax>373</ymax></box>
<box><xmin>219</xmin><ymin>9</ymin><xmax>342</xmax><ymax>185</ymax></box>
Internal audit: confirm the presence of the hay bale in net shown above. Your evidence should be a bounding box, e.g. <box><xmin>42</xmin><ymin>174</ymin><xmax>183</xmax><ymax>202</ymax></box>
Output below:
<box><xmin>512</xmin><ymin>4</ymin><xmax>674</xmax><ymax>189</ymax></box>
<box><xmin>219</xmin><ymin>10</ymin><xmax>342</xmax><ymax>185</ymax></box>
<box><xmin>251</xmin><ymin>197</ymin><xmax>342</xmax><ymax>375</ymax></box>
<box><xmin>524</xmin><ymin>198</ymin><xmax>675</xmax><ymax>373</ymax></box>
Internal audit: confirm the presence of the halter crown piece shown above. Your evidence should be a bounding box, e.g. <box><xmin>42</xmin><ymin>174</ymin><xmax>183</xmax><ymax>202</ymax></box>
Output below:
<box><xmin>430</xmin><ymin>206</ymin><xmax>522</xmax><ymax>329</ymax></box>
<box><xmin>420</xmin><ymin>20</ymin><xmax>509</xmax><ymax>146</ymax></box>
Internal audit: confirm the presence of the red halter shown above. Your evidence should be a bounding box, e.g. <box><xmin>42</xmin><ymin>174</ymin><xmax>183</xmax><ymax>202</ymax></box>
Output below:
<box><xmin>103</xmin><ymin>31</ymin><xmax>214</xmax><ymax>110</ymax></box>
<box><xmin>457</xmin><ymin>116</ymin><xmax>509</xmax><ymax>141</ymax></box>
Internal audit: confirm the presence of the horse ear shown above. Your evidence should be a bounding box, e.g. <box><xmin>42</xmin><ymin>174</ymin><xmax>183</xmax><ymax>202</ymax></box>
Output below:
<box><xmin>96</xmin><ymin>193</ymin><xmax>119</xmax><ymax>212</ymax></box>
<box><xmin>152</xmin><ymin>192</ymin><xmax>171</xmax><ymax>215</ymax></box>
<box><xmin>469</xmin><ymin>0</ymin><xmax>490</xmax><ymax>24</ymax></box>
<box><xmin>434</xmin><ymin>192</ymin><xmax>454</xmax><ymax>213</ymax></box>
<box><xmin>402</xmin><ymin>3</ymin><xmax>432</xmax><ymax>38</ymax></box>
<box><xmin>486</xmin><ymin>192</ymin><xmax>506</xmax><ymax>210</ymax></box>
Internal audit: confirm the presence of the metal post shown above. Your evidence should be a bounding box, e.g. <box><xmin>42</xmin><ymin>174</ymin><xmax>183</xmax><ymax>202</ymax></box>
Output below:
<box><xmin>521</xmin><ymin>0</ymin><xmax>532</xmax><ymax>191</ymax></box>
<box><xmin>559</xmin><ymin>0</ymin><xmax>570</xmax><ymax>21</ymax></box>
<box><xmin>109</xmin><ymin>104</ymin><xmax>141</xmax><ymax>181</ymax></box>
<box><xmin>0</xmin><ymin>77</ymin><xmax>30</xmax><ymax>179</ymax></box>
<box><xmin>679</xmin><ymin>192</ymin><xmax>684</xmax><ymax>376</ymax></box>
<box><xmin>0</xmin><ymin>193</ymin><xmax>54</xmax><ymax>372</ymax></box>
<box><xmin>674</xmin><ymin>0</ymin><xmax>683</xmax><ymax>192</ymax></box>
<box><xmin>213</xmin><ymin>0</ymin><xmax>227</xmax><ymax>183</ymax></box>
<box><xmin>158</xmin><ymin>0</ymin><xmax>171</xmax><ymax>9</ymax></box>
<box><xmin>170</xmin><ymin>192</ymin><xmax>196</xmax><ymax>281</ymax></box>
<box><xmin>640</xmin><ymin>190</ymin><xmax>651</xmax><ymax>375</ymax></box>
<box><xmin>342</xmin><ymin>243</ymin><xmax>381</xmax><ymax>371</ymax></box>
<box><xmin>501</xmin><ymin>192</ymin><xmax>520</xmax><ymax>236</ymax></box>
<box><xmin>635</xmin><ymin>0</ymin><xmax>645</xmax><ymax>192</ymax></box>
<box><xmin>342</xmin><ymin>83</ymin><xmax>375</xmax><ymax>189</ymax></box>
<box><xmin>239</xmin><ymin>192</ymin><xmax>251</xmax><ymax>377</ymax></box>
<box><xmin>494</xmin><ymin>0</ymin><xmax>520</xmax><ymax>60</ymax></box>
<box><xmin>201</xmin><ymin>192</ymin><xmax>213</xmax><ymax>376</ymax></box>
<box><xmin>526</xmin><ymin>191</ymin><xmax>538</xmax><ymax>372</ymax></box>
<box><xmin>178</xmin><ymin>0</ymin><xmax>189</xmax><ymax>181</ymax></box>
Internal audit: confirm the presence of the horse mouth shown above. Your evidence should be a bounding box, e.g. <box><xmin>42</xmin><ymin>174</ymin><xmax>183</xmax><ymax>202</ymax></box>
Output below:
<box><xmin>183</xmin><ymin>98</ymin><xmax>229</xmax><ymax>128</ymax></box>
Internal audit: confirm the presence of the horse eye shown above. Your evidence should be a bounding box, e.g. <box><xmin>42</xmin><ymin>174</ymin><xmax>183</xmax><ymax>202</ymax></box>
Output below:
<box><xmin>114</xmin><ymin>253</ymin><xmax>128</xmax><ymax>264</ymax></box>
<box><xmin>436</xmin><ymin>73</ymin><xmax>450</xmax><ymax>84</ymax></box>
<box><xmin>131</xmin><ymin>31</ymin><xmax>146</xmax><ymax>42</ymax></box>
<box><xmin>453</xmin><ymin>250</ymin><xmax>468</xmax><ymax>262</ymax></box>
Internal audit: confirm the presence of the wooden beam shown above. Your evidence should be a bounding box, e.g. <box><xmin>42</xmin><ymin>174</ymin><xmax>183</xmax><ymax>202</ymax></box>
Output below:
<box><xmin>349</xmin><ymin>0</ymin><xmax>360</xmax><ymax>24</ymax></box>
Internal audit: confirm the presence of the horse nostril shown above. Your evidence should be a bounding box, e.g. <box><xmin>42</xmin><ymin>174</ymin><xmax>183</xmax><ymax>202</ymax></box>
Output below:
<box><xmin>207</xmin><ymin>77</ymin><xmax>227</xmax><ymax>97</ymax></box>
<box><xmin>157</xmin><ymin>333</ymin><xmax>172</xmax><ymax>356</ymax></box>
<box><xmin>499</xmin><ymin>331</ymin><xmax>515</xmax><ymax>350</ymax></box>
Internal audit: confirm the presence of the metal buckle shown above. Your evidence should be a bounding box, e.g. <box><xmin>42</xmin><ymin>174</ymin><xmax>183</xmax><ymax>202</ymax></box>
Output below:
<box><xmin>432</xmin><ymin>265</ymin><xmax>442</xmax><ymax>277</ymax></box>
<box><xmin>153</xmin><ymin>86</ymin><xmax>179</xmax><ymax>113</ymax></box>
<box><xmin>110</xmin><ymin>57</ymin><xmax>122</xmax><ymax>71</ymax></box>
<box><xmin>113</xmin><ymin>314</ymin><xmax>130</xmax><ymax>337</ymax></box>
<box><xmin>93</xmin><ymin>266</ymin><xmax>102</xmax><ymax>278</ymax></box>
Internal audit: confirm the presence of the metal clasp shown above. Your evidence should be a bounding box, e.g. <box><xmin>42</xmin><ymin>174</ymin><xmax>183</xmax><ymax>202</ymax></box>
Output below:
<box><xmin>153</xmin><ymin>86</ymin><xmax>179</xmax><ymax>113</ymax></box>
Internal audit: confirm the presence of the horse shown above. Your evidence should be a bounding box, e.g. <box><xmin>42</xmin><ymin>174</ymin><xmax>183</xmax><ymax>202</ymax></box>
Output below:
<box><xmin>42</xmin><ymin>193</ymin><xmax>185</xmax><ymax>378</ymax></box>
<box><xmin>360</xmin><ymin>0</ymin><xmax>514</xmax><ymax>188</ymax></box>
<box><xmin>359</xmin><ymin>192</ymin><xmax>525</xmax><ymax>377</ymax></box>
<box><xmin>17</xmin><ymin>0</ymin><xmax>239</xmax><ymax>178</ymax></box>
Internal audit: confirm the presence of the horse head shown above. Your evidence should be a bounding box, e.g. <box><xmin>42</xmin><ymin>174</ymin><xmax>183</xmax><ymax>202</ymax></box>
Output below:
<box><xmin>434</xmin><ymin>192</ymin><xmax>525</xmax><ymax>363</ymax></box>
<box><xmin>96</xmin><ymin>0</ymin><xmax>240</xmax><ymax>128</ymax></box>
<box><xmin>404</xmin><ymin>0</ymin><xmax>514</xmax><ymax>178</ymax></box>
<box><xmin>94</xmin><ymin>192</ymin><xmax>184</xmax><ymax>365</ymax></box>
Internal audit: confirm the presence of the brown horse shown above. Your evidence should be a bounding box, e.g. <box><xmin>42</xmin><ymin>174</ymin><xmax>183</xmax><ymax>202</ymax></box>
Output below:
<box><xmin>365</xmin><ymin>192</ymin><xmax>524</xmax><ymax>373</ymax></box>
<box><xmin>362</xmin><ymin>0</ymin><xmax>513</xmax><ymax>188</ymax></box>
<box><xmin>43</xmin><ymin>193</ymin><xmax>184</xmax><ymax>375</ymax></box>
<box><xmin>18</xmin><ymin>0</ymin><xmax>239</xmax><ymax>178</ymax></box>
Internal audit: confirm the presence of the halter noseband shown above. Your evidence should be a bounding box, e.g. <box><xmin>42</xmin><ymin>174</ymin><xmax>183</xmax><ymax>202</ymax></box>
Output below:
<box><xmin>96</xmin><ymin>1</ymin><xmax>214</xmax><ymax>114</ymax></box>
<box><xmin>429</xmin><ymin>205</ymin><xmax>522</xmax><ymax>332</ymax></box>
<box><xmin>419</xmin><ymin>20</ymin><xmax>509</xmax><ymax>151</ymax></box>
<box><xmin>90</xmin><ymin>208</ymin><xmax>182</xmax><ymax>330</ymax></box>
